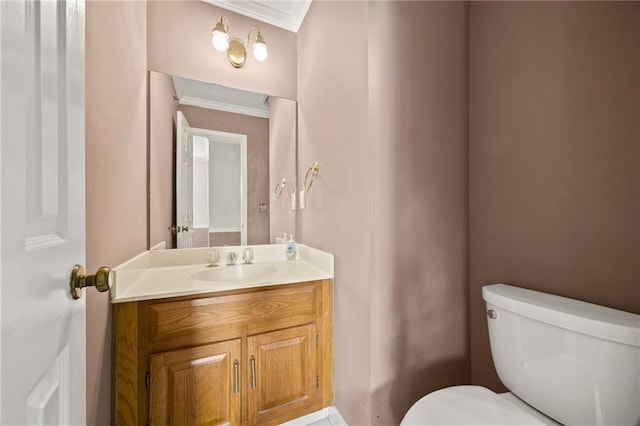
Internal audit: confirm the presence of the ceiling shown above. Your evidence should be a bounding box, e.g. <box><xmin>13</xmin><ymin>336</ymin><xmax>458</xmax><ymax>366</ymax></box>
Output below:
<box><xmin>173</xmin><ymin>75</ymin><xmax>270</xmax><ymax>118</ymax></box>
<box><xmin>202</xmin><ymin>0</ymin><xmax>312</xmax><ymax>33</ymax></box>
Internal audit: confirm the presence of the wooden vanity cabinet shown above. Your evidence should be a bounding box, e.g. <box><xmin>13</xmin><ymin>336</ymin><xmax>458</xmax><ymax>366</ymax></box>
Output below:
<box><xmin>112</xmin><ymin>280</ymin><xmax>333</xmax><ymax>426</ymax></box>
<box><xmin>248</xmin><ymin>324</ymin><xmax>317</xmax><ymax>425</ymax></box>
<box><xmin>149</xmin><ymin>340</ymin><xmax>242</xmax><ymax>425</ymax></box>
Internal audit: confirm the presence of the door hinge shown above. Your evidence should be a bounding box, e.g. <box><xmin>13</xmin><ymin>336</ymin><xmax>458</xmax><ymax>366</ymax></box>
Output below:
<box><xmin>145</xmin><ymin>372</ymin><xmax>150</xmax><ymax>389</ymax></box>
<box><xmin>316</xmin><ymin>375</ymin><xmax>320</xmax><ymax>388</ymax></box>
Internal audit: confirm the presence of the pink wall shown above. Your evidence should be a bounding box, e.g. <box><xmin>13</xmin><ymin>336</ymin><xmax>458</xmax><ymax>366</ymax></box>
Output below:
<box><xmin>177</xmin><ymin>105</ymin><xmax>270</xmax><ymax>244</ymax></box>
<box><xmin>269</xmin><ymin>97</ymin><xmax>297</xmax><ymax>242</ymax></box>
<box><xmin>192</xmin><ymin>228</ymin><xmax>209</xmax><ymax>247</ymax></box>
<box><xmin>299</xmin><ymin>3</ymin><xmax>470</xmax><ymax>423</ymax></box>
<box><xmin>368</xmin><ymin>2</ymin><xmax>470</xmax><ymax>424</ymax></box>
<box><xmin>469</xmin><ymin>1</ymin><xmax>640</xmax><ymax>391</ymax></box>
<box><xmin>149</xmin><ymin>71</ymin><xmax>177</xmax><ymax>249</ymax></box>
<box><xmin>297</xmin><ymin>2</ymin><xmax>372</xmax><ymax>424</ymax></box>
<box><xmin>85</xmin><ymin>1</ymin><xmax>148</xmax><ymax>424</ymax></box>
<box><xmin>210</xmin><ymin>231</ymin><xmax>241</xmax><ymax>246</ymax></box>
<box><xmin>147</xmin><ymin>0</ymin><xmax>297</xmax><ymax>100</ymax></box>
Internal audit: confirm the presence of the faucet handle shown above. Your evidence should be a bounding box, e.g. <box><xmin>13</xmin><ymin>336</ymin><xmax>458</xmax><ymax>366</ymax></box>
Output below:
<box><xmin>242</xmin><ymin>247</ymin><xmax>254</xmax><ymax>264</ymax></box>
<box><xmin>207</xmin><ymin>250</ymin><xmax>220</xmax><ymax>267</ymax></box>
<box><xmin>226</xmin><ymin>251</ymin><xmax>238</xmax><ymax>265</ymax></box>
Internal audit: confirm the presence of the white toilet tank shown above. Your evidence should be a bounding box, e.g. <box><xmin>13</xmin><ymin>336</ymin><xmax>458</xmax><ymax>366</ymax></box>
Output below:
<box><xmin>483</xmin><ymin>284</ymin><xmax>640</xmax><ymax>426</ymax></box>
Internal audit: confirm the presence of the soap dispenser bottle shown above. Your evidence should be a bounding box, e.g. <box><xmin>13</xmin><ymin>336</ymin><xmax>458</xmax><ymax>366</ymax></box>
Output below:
<box><xmin>285</xmin><ymin>234</ymin><xmax>298</xmax><ymax>260</ymax></box>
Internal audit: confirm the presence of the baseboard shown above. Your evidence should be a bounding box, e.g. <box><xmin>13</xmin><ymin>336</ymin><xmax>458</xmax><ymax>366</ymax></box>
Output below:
<box><xmin>328</xmin><ymin>406</ymin><xmax>348</xmax><ymax>425</ymax></box>
<box><xmin>279</xmin><ymin>408</ymin><xmax>330</xmax><ymax>425</ymax></box>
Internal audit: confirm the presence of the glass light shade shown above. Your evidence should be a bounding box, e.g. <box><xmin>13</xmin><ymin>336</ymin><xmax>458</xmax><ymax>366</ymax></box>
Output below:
<box><xmin>252</xmin><ymin>35</ymin><xmax>268</xmax><ymax>62</ymax></box>
<box><xmin>212</xmin><ymin>24</ymin><xmax>229</xmax><ymax>52</ymax></box>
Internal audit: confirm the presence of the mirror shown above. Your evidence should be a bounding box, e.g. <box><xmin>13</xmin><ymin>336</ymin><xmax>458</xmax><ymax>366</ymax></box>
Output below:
<box><xmin>148</xmin><ymin>71</ymin><xmax>297</xmax><ymax>249</ymax></box>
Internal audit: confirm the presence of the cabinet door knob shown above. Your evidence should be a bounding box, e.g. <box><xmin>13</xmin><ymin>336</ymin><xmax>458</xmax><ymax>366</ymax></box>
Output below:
<box><xmin>69</xmin><ymin>265</ymin><xmax>112</xmax><ymax>300</ymax></box>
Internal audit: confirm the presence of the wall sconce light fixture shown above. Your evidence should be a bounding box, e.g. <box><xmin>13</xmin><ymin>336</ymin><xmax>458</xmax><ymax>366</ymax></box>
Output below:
<box><xmin>211</xmin><ymin>16</ymin><xmax>268</xmax><ymax>69</ymax></box>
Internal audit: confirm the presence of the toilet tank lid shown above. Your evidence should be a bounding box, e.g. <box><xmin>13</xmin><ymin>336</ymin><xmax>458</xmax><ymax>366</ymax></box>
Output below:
<box><xmin>483</xmin><ymin>284</ymin><xmax>640</xmax><ymax>348</ymax></box>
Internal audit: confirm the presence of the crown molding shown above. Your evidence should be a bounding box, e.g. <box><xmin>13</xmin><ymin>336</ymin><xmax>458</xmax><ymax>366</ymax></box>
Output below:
<box><xmin>179</xmin><ymin>95</ymin><xmax>270</xmax><ymax>119</ymax></box>
<box><xmin>202</xmin><ymin>0</ymin><xmax>312</xmax><ymax>33</ymax></box>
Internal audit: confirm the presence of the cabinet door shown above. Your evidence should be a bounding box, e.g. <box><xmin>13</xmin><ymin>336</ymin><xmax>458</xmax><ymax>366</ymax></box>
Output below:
<box><xmin>248</xmin><ymin>324</ymin><xmax>317</xmax><ymax>425</ymax></box>
<box><xmin>150</xmin><ymin>340</ymin><xmax>241</xmax><ymax>426</ymax></box>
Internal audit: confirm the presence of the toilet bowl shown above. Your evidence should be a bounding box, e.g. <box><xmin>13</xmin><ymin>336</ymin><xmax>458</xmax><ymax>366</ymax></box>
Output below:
<box><xmin>401</xmin><ymin>284</ymin><xmax>640</xmax><ymax>425</ymax></box>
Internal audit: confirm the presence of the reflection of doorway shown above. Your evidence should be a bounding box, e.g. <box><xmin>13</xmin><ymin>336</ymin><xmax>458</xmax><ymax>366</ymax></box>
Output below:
<box><xmin>191</xmin><ymin>128</ymin><xmax>248</xmax><ymax>246</ymax></box>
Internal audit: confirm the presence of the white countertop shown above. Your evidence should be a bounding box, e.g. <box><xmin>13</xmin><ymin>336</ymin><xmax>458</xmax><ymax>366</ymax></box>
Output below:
<box><xmin>110</xmin><ymin>244</ymin><xmax>334</xmax><ymax>303</ymax></box>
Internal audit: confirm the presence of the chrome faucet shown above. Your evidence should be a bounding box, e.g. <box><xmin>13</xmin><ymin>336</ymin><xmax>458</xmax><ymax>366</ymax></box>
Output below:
<box><xmin>207</xmin><ymin>249</ymin><xmax>220</xmax><ymax>267</ymax></box>
<box><xmin>226</xmin><ymin>251</ymin><xmax>238</xmax><ymax>265</ymax></box>
<box><xmin>242</xmin><ymin>247</ymin><xmax>254</xmax><ymax>264</ymax></box>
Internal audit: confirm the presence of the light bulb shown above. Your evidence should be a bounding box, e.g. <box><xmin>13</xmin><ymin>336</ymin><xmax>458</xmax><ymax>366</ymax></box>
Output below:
<box><xmin>253</xmin><ymin>36</ymin><xmax>268</xmax><ymax>62</ymax></box>
<box><xmin>212</xmin><ymin>28</ymin><xmax>229</xmax><ymax>52</ymax></box>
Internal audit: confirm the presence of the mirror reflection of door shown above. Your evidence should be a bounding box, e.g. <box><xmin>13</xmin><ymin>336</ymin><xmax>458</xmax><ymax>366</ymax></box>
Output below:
<box><xmin>176</xmin><ymin>111</ymin><xmax>194</xmax><ymax>248</ymax></box>
<box><xmin>190</xmin><ymin>130</ymin><xmax>248</xmax><ymax>247</ymax></box>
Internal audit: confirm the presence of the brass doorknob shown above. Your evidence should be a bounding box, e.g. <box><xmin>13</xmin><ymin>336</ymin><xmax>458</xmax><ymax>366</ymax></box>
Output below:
<box><xmin>69</xmin><ymin>265</ymin><xmax>112</xmax><ymax>300</ymax></box>
<box><xmin>168</xmin><ymin>225</ymin><xmax>190</xmax><ymax>234</ymax></box>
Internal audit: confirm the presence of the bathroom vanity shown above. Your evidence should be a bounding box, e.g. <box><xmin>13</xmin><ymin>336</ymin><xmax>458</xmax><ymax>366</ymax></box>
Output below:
<box><xmin>110</xmin><ymin>245</ymin><xmax>334</xmax><ymax>426</ymax></box>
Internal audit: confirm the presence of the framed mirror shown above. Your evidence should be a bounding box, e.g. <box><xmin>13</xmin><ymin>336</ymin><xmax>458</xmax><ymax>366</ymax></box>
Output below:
<box><xmin>148</xmin><ymin>71</ymin><xmax>297</xmax><ymax>249</ymax></box>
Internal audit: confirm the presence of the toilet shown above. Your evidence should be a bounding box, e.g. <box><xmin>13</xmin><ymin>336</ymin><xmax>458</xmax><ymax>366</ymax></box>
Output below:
<box><xmin>401</xmin><ymin>283</ymin><xmax>640</xmax><ymax>425</ymax></box>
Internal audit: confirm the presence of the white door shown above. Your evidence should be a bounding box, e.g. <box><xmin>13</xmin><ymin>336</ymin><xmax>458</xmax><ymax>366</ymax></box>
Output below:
<box><xmin>1</xmin><ymin>0</ymin><xmax>86</xmax><ymax>424</ymax></box>
<box><xmin>176</xmin><ymin>111</ymin><xmax>194</xmax><ymax>248</ymax></box>
<box><xmin>206</xmin><ymin>130</ymin><xmax>247</xmax><ymax>246</ymax></box>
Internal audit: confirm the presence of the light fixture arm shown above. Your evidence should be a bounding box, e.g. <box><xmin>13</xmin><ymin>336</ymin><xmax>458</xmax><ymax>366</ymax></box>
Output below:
<box><xmin>247</xmin><ymin>26</ymin><xmax>261</xmax><ymax>46</ymax></box>
<box><xmin>214</xmin><ymin>15</ymin><xmax>229</xmax><ymax>32</ymax></box>
<box><xmin>248</xmin><ymin>26</ymin><xmax>268</xmax><ymax>62</ymax></box>
<box><xmin>211</xmin><ymin>15</ymin><xmax>231</xmax><ymax>52</ymax></box>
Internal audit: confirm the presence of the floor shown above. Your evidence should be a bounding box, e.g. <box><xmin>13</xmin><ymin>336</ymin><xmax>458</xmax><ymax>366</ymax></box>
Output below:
<box><xmin>280</xmin><ymin>407</ymin><xmax>347</xmax><ymax>426</ymax></box>
<box><xmin>306</xmin><ymin>419</ymin><xmax>332</xmax><ymax>426</ymax></box>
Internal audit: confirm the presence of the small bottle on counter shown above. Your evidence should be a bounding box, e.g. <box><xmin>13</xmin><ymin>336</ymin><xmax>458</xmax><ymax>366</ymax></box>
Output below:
<box><xmin>286</xmin><ymin>234</ymin><xmax>298</xmax><ymax>260</ymax></box>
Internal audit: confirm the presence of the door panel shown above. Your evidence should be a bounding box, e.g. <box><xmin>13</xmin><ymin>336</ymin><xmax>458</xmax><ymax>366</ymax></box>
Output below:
<box><xmin>176</xmin><ymin>111</ymin><xmax>193</xmax><ymax>248</ymax></box>
<box><xmin>150</xmin><ymin>340</ymin><xmax>242</xmax><ymax>426</ymax></box>
<box><xmin>248</xmin><ymin>324</ymin><xmax>317</xmax><ymax>425</ymax></box>
<box><xmin>1</xmin><ymin>0</ymin><xmax>86</xmax><ymax>424</ymax></box>
<box><xmin>207</xmin><ymin>132</ymin><xmax>247</xmax><ymax>246</ymax></box>
<box><xmin>26</xmin><ymin>344</ymin><xmax>70</xmax><ymax>424</ymax></box>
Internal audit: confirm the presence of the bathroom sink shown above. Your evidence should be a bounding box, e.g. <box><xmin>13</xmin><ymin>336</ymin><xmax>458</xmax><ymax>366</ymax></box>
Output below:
<box><xmin>192</xmin><ymin>265</ymin><xmax>277</xmax><ymax>282</ymax></box>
